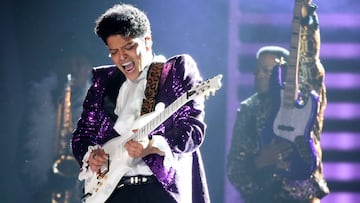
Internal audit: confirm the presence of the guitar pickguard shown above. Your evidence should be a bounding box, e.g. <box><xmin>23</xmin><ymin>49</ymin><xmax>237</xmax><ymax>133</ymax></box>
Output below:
<box><xmin>274</xmin><ymin>88</ymin><xmax>318</xmax><ymax>179</ymax></box>
<box><xmin>274</xmin><ymin>91</ymin><xmax>314</xmax><ymax>143</ymax></box>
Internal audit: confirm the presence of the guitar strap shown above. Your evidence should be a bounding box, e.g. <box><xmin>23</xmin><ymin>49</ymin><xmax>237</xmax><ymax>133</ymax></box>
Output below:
<box><xmin>140</xmin><ymin>62</ymin><xmax>164</xmax><ymax>115</ymax></box>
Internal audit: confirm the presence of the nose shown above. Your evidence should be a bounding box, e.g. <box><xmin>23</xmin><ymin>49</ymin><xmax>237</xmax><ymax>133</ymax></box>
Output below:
<box><xmin>117</xmin><ymin>50</ymin><xmax>127</xmax><ymax>61</ymax></box>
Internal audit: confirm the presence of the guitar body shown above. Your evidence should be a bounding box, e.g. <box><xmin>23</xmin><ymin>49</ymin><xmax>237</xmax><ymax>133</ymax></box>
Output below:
<box><xmin>83</xmin><ymin>135</ymin><xmax>131</xmax><ymax>203</ymax></box>
<box><xmin>267</xmin><ymin>64</ymin><xmax>318</xmax><ymax>180</ymax></box>
<box><xmin>273</xmin><ymin>89</ymin><xmax>317</xmax><ymax>143</ymax></box>
<box><xmin>82</xmin><ymin>108</ymin><xmax>162</xmax><ymax>203</ymax></box>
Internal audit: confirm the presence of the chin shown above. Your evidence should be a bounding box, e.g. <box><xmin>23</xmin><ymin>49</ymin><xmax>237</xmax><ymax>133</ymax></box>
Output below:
<box><xmin>127</xmin><ymin>72</ymin><xmax>140</xmax><ymax>81</ymax></box>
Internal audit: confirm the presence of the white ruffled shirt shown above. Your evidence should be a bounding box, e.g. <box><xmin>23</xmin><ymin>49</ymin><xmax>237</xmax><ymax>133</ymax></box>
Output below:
<box><xmin>113</xmin><ymin>67</ymin><xmax>153</xmax><ymax>176</ymax></box>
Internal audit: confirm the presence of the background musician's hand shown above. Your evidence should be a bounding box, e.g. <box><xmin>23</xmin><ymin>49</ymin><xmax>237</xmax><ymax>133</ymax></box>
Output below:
<box><xmin>254</xmin><ymin>138</ymin><xmax>293</xmax><ymax>169</ymax></box>
<box><xmin>88</xmin><ymin>148</ymin><xmax>107</xmax><ymax>173</ymax></box>
<box><xmin>301</xmin><ymin>0</ymin><xmax>312</xmax><ymax>17</ymax></box>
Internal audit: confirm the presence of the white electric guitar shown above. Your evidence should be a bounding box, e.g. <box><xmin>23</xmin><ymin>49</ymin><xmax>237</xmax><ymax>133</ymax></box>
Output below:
<box><xmin>81</xmin><ymin>74</ymin><xmax>223</xmax><ymax>203</ymax></box>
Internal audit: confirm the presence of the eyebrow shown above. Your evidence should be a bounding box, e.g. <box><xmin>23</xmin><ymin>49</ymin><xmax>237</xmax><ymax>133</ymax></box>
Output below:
<box><xmin>108</xmin><ymin>41</ymin><xmax>135</xmax><ymax>51</ymax></box>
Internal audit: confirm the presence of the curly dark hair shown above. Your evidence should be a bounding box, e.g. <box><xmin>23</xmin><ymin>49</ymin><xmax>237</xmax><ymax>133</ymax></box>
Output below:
<box><xmin>94</xmin><ymin>4</ymin><xmax>151</xmax><ymax>44</ymax></box>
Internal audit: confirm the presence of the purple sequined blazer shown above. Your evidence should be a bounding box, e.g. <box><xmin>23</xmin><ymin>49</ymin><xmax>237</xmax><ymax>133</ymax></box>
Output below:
<box><xmin>72</xmin><ymin>54</ymin><xmax>210</xmax><ymax>203</ymax></box>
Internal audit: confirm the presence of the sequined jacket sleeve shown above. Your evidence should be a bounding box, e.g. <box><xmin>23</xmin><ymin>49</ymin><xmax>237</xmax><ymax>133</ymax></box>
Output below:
<box><xmin>227</xmin><ymin>94</ymin><xmax>263</xmax><ymax>197</ymax></box>
<box><xmin>143</xmin><ymin>54</ymin><xmax>209</xmax><ymax>202</ymax></box>
<box><xmin>71</xmin><ymin>65</ymin><xmax>121</xmax><ymax>165</ymax></box>
<box><xmin>153</xmin><ymin>54</ymin><xmax>206</xmax><ymax>154</ymax></box>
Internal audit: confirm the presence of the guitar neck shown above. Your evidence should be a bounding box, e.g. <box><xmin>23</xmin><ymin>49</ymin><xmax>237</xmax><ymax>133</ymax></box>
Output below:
<box><xmin>283</xmin><ymin>0</ymin><xmax>302</xmax><ymax>108</ymax></box>
<box><xmin>132</xmin><ymin>73</ymin><xmax>222</xmax><ymax>141</ymax></box>
<box><xmin>134</xmin><ymin>92</ymin><xmax>191</xmax><ymax>140</ymax></box>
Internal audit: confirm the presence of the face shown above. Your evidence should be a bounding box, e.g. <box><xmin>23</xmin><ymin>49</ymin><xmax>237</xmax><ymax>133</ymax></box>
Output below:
<box><xmin>107</xmin><ymin>35</ymin><xmax>152</xmax><ymax>81</ymax></box>
<box><xmin>254</xmin><ymin>53</ymin><xmax>278</xmax><ymax>93</ymax></box>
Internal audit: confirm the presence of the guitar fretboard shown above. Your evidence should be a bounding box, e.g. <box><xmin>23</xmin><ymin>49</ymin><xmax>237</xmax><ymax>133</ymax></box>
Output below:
<box><xmin>131</xmin><ymin>74</ymin><xmax>222</xmax><ymax>141</ymax></box>
<box><xmin>134</xmin><ymin>91</ymin><xmax>192</xmax><ymax>141</ymax></box>
<box><xmin>283</xmin><ymin>0</ymin><xmax>302</xmax><ymax>108</ymax></box>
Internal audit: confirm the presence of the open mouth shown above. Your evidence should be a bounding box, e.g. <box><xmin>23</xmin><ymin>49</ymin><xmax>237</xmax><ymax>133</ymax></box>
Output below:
<box><xmin>122</xmin><ymin>61</ymin><xmax>135</xmax><ymax>73</ymax></box>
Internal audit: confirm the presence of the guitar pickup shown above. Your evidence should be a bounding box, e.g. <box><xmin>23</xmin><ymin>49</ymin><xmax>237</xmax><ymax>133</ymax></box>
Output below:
<box><xmin>277</xmin><ymin>125</ymin><xmax>294</xmax><ymax>132</ymax></box>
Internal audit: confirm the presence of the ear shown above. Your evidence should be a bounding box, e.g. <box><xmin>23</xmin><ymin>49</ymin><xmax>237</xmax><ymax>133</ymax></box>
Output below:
<box><xmin>144</xmin><ymin>36</ymin><xmax>152</xmax><ymax>50</ymax></box>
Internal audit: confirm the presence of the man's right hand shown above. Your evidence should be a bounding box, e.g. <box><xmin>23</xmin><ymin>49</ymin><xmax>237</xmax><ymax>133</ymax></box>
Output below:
<box><xmin>88</xmin><ymin>148</ymin><xmax>107</xmax><ymax>173</ymax></box>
